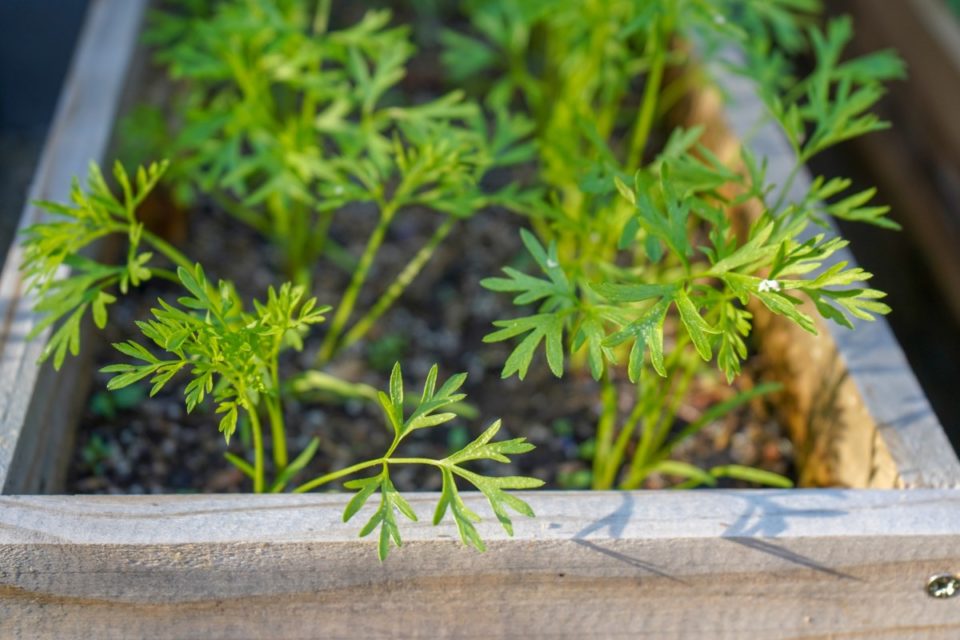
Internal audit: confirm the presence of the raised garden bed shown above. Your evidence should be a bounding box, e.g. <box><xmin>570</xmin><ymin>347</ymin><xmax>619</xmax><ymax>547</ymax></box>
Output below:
<box><xmin>842</xmin><ymin>0</ymin><xmax>960</xmax><ymax>325</ymax></box>
<box><xmin>826</xmin><ymin>0</ymin><xmax>960</xmax><ymax>443</ymax></box>
<box><xmin>2</xmin><ymin>1</ymin><xmax>959</xmax><ymax>637</ymax></box>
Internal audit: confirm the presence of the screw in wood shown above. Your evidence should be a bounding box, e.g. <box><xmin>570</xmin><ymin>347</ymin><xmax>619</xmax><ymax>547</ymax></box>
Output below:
<box><xmin>926</xmin><ymin>574</ymin><xmax>960</xmax><ymax>599</ymax></box>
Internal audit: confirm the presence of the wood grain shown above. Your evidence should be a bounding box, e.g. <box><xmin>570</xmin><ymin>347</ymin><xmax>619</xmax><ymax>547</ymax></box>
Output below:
<box><xmin>0</xmin><ymin>0</ymin><xmax>149</xmax><ymax>493</ymax></box>
<box><xmin>1</xmin><ymin>490</ymin><xmax>959</xmax><ymax>639</ymax></box>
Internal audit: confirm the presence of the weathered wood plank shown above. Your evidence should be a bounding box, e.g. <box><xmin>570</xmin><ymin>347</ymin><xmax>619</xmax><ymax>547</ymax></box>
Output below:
<box><xmin>0</xmin><ymin>0</ymin><xmax>149</xmax><ymax>493</ymax></box>
<box><xmin>694</xmin><ymin>55</ymin><xmax>960</xmax><ymax>489</ymax></box>
<box><xmin>1</xmin><ymin>490</ymin><xmax>959</xmax><ymax>639</ymax></box>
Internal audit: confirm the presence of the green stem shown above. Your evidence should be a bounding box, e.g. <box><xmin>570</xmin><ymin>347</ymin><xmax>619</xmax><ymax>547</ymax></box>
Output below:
<box><xmin>617</xmin><ymin>328</ymin><xmax>695</xmax><ymax>490</ymax></box>
<box><xmin>770</xmin><ymin>161</ymin><xmax>803</xmax><ymax>215</ymax></box>
<box><xmin>300</xmin><ymin>0</ymin><xmax>331</xmax><ymax>126</ymax></box>
<box><xmin>626</xmin><ymin>22</ymin><xmax>667</xmax><ymax>170</ymax></box>
<box><xmin>311</xmin><ymin>0</ymin><xmax>331</xmax><ymax>35</ymax></box>
<box><xmin>598</xmin><ymin>379</ymin><xmax>650</xmax><ymax>490</ymax></box>
<box><xmin>211</xmin><ymin>191</ymin><xmax>270</xmax><ymax>236</ymax></box>
<box><xmin>310</xmin><ymin>211</ymin><xmax>335</xmax><ymax>264</ymax></box>
<box><xmin>265</xmin><ymin>394</ymin><xmax>287</xmax><ymax>471</ymax></box>
<box><xmin>386</xmin><ymin>457</ymin><xmax>443</xmax><ymax>466</ymax></box>
<box><xmin>141</xmin><ymin>229</ymin><xmax>194</xmax><ymax>273</ymax></box>
<box><xmin>622</xmin><ymin>353</ymin><xmax>696</xmax><ymax>489</ymax></box>
<box><xmin>150</xmin><ymin>267</ymin><xmax>181</xmax><ymax>284</ymax></box>
<box><xmin>316</xmin><ymin>198</ymin><xmax>398</xmax><ymax>364</ymax></box>
<box><xmin>292</xmin><ymin>456</ymin><xmax>445</xmax><ymax>493</ymax></box>
<box><xmin>338</xmin><ymin>217</ymin><xmax>454</xmax><ymax>353</ymax></box>
<box><xmin>324</xmin><ymin>237</ymin><xmax>359</xmax><ymax>273</ymax></box>
<box><xmin>265</xmin><ymin>331</ymin><xmax>288</xmax><ymax>471</ymax></box>
<box><xmin>247</xmin><ymin>403</ymin><xmax>266</xmax><ymax>493</ymax></box>
<box><xmin>592</xmin><ymin>369</ymin><xmax>619</xmax><ymax>489</ymax></box>
<box><xmin>293</xmin><ymin>458</ymin><xmax>385</xmax><ymax>493</ymax></box>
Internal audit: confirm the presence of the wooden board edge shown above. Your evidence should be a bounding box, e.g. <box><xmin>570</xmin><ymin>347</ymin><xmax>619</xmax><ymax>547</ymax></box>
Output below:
<box><xmin>685</xmin><ymin>54</ymin><xmax>960</xmax><ymax>489</ymax></box>
<box><xmin>1</xmin><ymin>490</ymin><xmax>958</xmax><ymax>639</ymax></box>
<box><xmin>0</xmin><ymin>0</ymin><xmax>150</xmax><ymax>493</ymax></box>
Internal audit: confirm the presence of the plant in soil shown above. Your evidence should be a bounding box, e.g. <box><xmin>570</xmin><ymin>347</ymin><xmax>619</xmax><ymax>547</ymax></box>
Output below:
<box><xmin>20</xmin><ymin>0</ymin><xmax>905</xmax><ymax>554</ymax></box>
<box><xmin>21</xmin><ymin>161</ymin><xmax>541</xmax><ymax>559</ymax></box>
<box><xmin>444</xmin><ymin>1</ymin><xmax>904</xmax><ymax>489</ymax></box>
<box><xmin>20</xmin><ymin>3</ymin><xmax>543</xmax><ymax>558</ymax></box>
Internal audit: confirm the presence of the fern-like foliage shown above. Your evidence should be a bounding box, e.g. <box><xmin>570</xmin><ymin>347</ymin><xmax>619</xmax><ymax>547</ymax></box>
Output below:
<box><xmin>103</xmin><ymin>264</ymin><xmax>328</xmax><ymax>442</ymax></box>
<box><xmin>469</xmin><ymin>2</ymin><xmax>901</xmax><ymax>386</ymax></box>
<box><xmin>138</xmin><ymin>0</ymin><xmax>540</xmax><ymax>362</ymax></box>
<box><xmin>485</xmin><ymin>138</ymin><xmax>891</xmax><ymax>386</ymax></box>
<box><xmin>143</xmin><ymin>1</ymin><xmax>537</xmax><ymax>281</ymax></box>
<box><xmin>327</xmin><ymin>363</ymin><xmax>542</xmax><ymax>561</ymax></box>
<box><xmin>449</xmin><ymin>1</ymin><xmax>900</xmax><ymax>489</ymax></box>
<box><xmin>21</xmin><ymin>161</ymin><xmax>172</xmax><ymax>369</ymax></box>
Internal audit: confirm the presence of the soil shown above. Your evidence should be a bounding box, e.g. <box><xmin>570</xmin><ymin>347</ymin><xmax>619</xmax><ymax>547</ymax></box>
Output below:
<box><xmin>65</xmin><ymin>193</ymin><xmax>794</xmax><ymax>494</ymax></box>
<box><xmin>63</xmin><ymin>6</ymin><xmax>795</xmax><ymax>494</ymax></box>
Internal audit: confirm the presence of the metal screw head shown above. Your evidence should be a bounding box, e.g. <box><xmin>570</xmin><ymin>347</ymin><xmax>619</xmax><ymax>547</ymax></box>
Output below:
<box><xmin>927</xmin><ymin>574</ymin><xmax>960</xmax><ymax>599</ymax></box>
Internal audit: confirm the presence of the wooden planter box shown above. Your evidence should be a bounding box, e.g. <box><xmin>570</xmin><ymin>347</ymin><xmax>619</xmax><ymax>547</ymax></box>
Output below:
<box><xmin>2</xmin><ymin>2</ymin><xmax>959</xmax><ymax>637</ymax></box>
<box><xmin>843</xmin><ymin>0</ymin><xmax>960</xmax><ymax>325</ymax></box>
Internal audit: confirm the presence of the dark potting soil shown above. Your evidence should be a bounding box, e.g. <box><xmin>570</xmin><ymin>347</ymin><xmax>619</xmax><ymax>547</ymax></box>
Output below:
<box><xmin>63</xmin><ymin>4</ymin><xmax>794</xmax><ymax>493</ymax></box>
<box><xmin>64</xmin><ymin>192</ymin><xmax>794</xmax><ymax>494</ymax></box>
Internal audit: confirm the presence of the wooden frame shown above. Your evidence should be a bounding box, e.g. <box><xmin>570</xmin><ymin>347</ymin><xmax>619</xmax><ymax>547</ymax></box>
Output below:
<box><xmin>0</xmin><ymin>0</ymin><xmax>149</xmax><ymax>495</ymax></box>
<box><xmin>842</xmin><ymin>0</ymin><xmax>960</xmax><ymax>325</ymax></box>
<box><xmin>2</xmin><ymin>490</ymin><xmax>960</xmax><ymax>638</ymax></box>
<box><xmin>2</xmin><ymin>1</ymin><xmax>959</xmax><ymax>636</ymax></box>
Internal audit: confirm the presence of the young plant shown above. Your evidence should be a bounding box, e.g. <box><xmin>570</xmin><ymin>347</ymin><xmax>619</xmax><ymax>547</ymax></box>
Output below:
<box><xmin>21</xmin><ymin>161</ymin><xmax>191</xmax><ymax>369</ymax></box>
<box><xmin>293</xmin><ymin>363</ymin><xmax>543</xmax><ymax>560</ymax></box>
<box><xmin>446</xmin><ymin>1</ymin><xmax>903</xmax><ymax>488</ymax></box>
<box><xmin>140</xmin><ymin>0</ymin><xmax>536</xmax><ymax>370</ymax></box>
<box><xmin>21</xmin><ymin>4</ymin><xmax>547</xmax><ymax>555</ymax></box>
<box><xmin>22</xmin><ymin>160</ymin><xmax>541</xmax><ymax>557</ymax></box>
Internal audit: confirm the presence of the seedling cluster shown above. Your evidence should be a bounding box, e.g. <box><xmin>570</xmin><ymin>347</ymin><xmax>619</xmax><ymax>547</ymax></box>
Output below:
<box><xmin>22</xmin><ymin>0</ymin><xmax>902</xmax><ymax>557</ymax></box>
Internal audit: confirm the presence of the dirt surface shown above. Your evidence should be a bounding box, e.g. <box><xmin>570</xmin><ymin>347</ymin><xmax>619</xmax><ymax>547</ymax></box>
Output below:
<box><xmin>64</xmin><ymin>5</ymin><xmax>794</xmax><ymax>494</ymax></box>
<box><xmin>65</xmin><ymin>192</ymin><xmax>794</xmax><ymax>494</ymax></box>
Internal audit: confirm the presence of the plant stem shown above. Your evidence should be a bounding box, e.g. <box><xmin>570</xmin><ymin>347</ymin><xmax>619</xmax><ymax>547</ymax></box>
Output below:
<box><xmin>265</xmin><ymin>330</ymin><xmax>289</xmax><ymax>472</ymax></box>
<box><xmin>141</xmin><ymin>229</ymin><xmax>195</xmax><ymax>273</ymax></box>
<box><xmin>293</xmin><ymin>458</ymin><xmax>384</xmax><ymax>493</ymax></box>
<box><xmin>265</xmin><ymin>395</ymin><xmax>287</xmax><ymax>471</ymax></box>
<box><xmin>597</xmin><ymin>379</ymin><xmax>651</xmax><ymax>489</ymax></box>
<box><xmin>247</xmin><ymin>403</ymin><xmax>266</xmax><ymax>493</ymax></box>
<box><xmin>316</xmin><ymin>197</ymin><xmax>398</xmax><ymax>364</ymax></box>
<box><xmin>323</xmin><ymin>237</ymin><xmax>359</xmax><ymax>273</ymax></box>
<box><xmin>389</xmin><ymin>457</ymin><xmax>448</xmax><ymax>467</ymax></box>
<box><xmin>150</xmin><ymin>267</ymin><xmax>181</xmax><ymax>284</ymax></box>
<box><xmin>292</xmin><ymin>456</ymin><xmax>445</xmax><ymax>493</ymax></box>
<box><xmin>592</xmin><ymin>369</ymin><xmax>619</xmax><ymax>489</ymax></box>
<box><xmin>338</xmin><ymin>217</ymin><xmax>454</xmax><ymax>353</ymax></box>
<box><xmin>770</xmin><ymin>161</ymin><xmax>803</xmax><ymax>215</ymax></box>
<box><xmin>309</xmin><ymin>210</ymin><xmax>335</xmax><ymax>264</ymax></box>
<box><xmin>626</xmin><ymin>20</ymin><xmax>667</xmax><ymax>170</ymax></box>
<box><xmin>311</xmin><ymin>0</ymin><xmax>331</xmax><ymax>35</ymax></box>
<box><xmin>622</xmin><ymin>353</ymin><xmax>696</xmax><ymax>489</ymax></box>
<box><xmin>210</xmin><ymin>191</ymin><xmax>270</xmax><ymax>236</ymax></box>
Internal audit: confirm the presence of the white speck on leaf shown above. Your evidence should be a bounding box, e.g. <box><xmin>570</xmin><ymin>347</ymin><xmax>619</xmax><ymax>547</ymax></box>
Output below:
<box><xmin>758</xmin><ymin>279</ymin><xmax>781</xmax><ymax>293</ymax></box>
<box><xmin>546</xmin><ymin>259</ymin><xmax>558</xmax><ymax>268</ymax></box>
